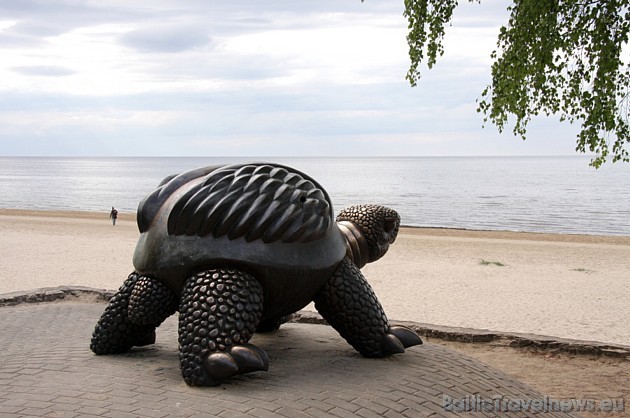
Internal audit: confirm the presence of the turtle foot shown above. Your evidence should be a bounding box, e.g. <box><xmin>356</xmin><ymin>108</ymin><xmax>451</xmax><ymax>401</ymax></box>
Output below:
<box><xmin>315</xmin><ymin>258</ymin><xmax>423</xmax><ymax>358</ymax></box>
<box><xmin>91</xmin><ymin>272</ymin><xmax>172</xmax><ymax>355</ymax></box>
<box><xmin>178</xmin><ymin>267</ymin><xmax>266</xmax><ymax>386</ymax></box>
<box><xmin>381</xmin><ymin>325</ymin><xmax>423</xmax><ymax>355</ymax></box>
<box><xmin>183</xmin><ymin>344</ymin><xmax>269</xmax><ymax>386</ymax></box>
<box><xmin>204</xmin><ymin>344</ymin><xmax>269</xmax><ymax>382</ymax></box>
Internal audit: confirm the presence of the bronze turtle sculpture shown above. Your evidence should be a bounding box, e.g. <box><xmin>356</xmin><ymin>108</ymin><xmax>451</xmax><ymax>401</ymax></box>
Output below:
<box><xmin>90</xmin><ymin>162</ymin><xmax>422</xmax><ymax>386</ymax></box>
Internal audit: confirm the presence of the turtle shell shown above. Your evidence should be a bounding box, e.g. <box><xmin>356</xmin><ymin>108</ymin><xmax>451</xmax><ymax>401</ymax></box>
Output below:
<box><xmin>132</xmin><ymin>163</ymin><xmax>347</xmax><ymax>318</ymax></box>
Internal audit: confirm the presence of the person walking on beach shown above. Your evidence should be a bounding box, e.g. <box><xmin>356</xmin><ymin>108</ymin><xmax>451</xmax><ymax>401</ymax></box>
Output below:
<box><xmin>109</xmin><ymin>207</ymin><xmax>118</xmax><ymax>226</ymax></box>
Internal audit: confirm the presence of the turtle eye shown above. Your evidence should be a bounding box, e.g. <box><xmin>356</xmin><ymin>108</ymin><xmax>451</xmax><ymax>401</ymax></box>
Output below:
<box><xmin>383</xmin><ymin>219</ymin><xmax>397</xmax><ymax>234</ymax></box>
<box><xmin>299</xmin><ymin>194</ymin><xmax>307</xmax><ymax>203</ymax></box>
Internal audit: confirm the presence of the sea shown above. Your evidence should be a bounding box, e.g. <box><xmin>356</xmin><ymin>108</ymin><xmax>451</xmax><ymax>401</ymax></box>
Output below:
<box><xmin>1</xmin><ymin>156</ymin><xmax>629</xmax><ymax>236</ymax></box>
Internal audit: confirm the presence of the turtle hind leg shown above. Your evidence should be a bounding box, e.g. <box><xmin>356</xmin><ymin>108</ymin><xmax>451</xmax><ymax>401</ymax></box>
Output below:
<box><xmin>313</xmin><ymin>257</ymin><xmax>422</xmax><ymax>358</ymax></box>
<box><xmin>127</xmin><ymin>276</ymin><xmax>178</xmax><ymax>327</ymax></box>
<box><xmin>178</xmin><ymin>267</ymin><xmax>267</xmax><ymax>386</ymax></box>
<box><xmin>90</xmin><ymin>273</ymin><xmax>176</xmax><ymax>355</ymax></box>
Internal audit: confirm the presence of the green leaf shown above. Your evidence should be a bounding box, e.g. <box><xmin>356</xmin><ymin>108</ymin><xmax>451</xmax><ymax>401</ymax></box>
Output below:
<box><xmin>404</xmin><ymin>0</ymin><xmax>629</xmax><ymax>167</ymax></box>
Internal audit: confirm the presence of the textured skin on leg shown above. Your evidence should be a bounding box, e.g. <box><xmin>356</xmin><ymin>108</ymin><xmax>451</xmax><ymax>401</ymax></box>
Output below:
<box><xmin>90</xmin><ymin>272</ymin><xmax>160</xmax><ymax>355</ymax></box>
<box><xmin>128</xmin><ymin>276</ymin><xmax>178</xmax><ymax>326</ymax></box>
<box><xmin>178</xmin><ymin>268</ymin><xmax>265</xmax><ymax>386</ymax></box>
<box><xmin>314</xmin><ymin>257</ymin><xmax>390</xmax><ymax>357</ymax></box>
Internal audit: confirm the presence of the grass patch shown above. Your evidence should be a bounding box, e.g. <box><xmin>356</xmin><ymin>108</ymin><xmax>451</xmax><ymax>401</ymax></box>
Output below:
<box><xmin>479</xmin><ymin>259</ymin><xmax>506</xmax><ymax>267</ymax></box>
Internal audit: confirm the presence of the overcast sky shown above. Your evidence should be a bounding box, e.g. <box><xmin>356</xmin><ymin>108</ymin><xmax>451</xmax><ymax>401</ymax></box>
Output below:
<box><xmin>0</xmin><ymin>0</ymin><xmax>582</xmax><ymax>157</ymax></box>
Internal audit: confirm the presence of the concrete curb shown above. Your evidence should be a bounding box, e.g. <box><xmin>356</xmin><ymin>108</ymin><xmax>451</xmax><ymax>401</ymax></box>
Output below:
<box><xmin>291</xmin><ymin>312</ymin><xmax>630</xmax><ymax>359</ymax></box>
<box><xmin>2</xmin><ymin>286</ymin><xmax>629</xmax><ymax>360</ymax></box>
<box><xmin>0</xmin><ymin>286</ymin><xmax>115</xmax><ymax>306</ymax></box>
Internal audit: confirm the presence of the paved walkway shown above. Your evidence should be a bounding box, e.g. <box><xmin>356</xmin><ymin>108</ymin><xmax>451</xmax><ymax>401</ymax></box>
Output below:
<box><xmin>0</xmin><ymin>302</ymin><xmax>579</xmax><ymax>417</ymax></box>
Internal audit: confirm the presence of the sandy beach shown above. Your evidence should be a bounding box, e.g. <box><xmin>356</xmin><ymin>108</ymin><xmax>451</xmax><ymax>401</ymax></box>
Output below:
<box><xmin>1</xmin><ymin>209</ymin><xmax>629</xmax><ymax>416</ymax></box>
<box><xmin>1</xmin><ymin>208</ymin><xmax>628</xmax><ymax>345</ymax></box>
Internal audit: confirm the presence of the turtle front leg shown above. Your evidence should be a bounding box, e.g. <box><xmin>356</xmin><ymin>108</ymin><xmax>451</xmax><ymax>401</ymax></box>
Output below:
<box><xmin>178</xmin><ymin>267</ymin><xmax>268</xmax><ymax>386</ymax></box>
<box><xmin>90</xmin><ymin>273</ymin><xmax>177</xmax><ymax>354</ymax></box>
<box><xmin>314</xmin><ymin>257</ymin><xmax>422</xmax><ymax>357</ymax></box>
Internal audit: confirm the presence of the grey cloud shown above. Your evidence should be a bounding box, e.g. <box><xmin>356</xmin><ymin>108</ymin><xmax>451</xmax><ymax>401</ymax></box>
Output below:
<box><xmin>0</xmin><ymin>1</ymin><xmax>166</xmax><ymax>40</ymax></box>
<box><xmin>12</xmin><ymin>66</ymin><xmax>76</xmax><ymax>77</ymax></box>
<box><xmin>160</xmin><ymin>52</ymin><xmax>290</xmax><ymax>81</ymax></box>
<box><xmin>11</xmin><ymin>21</ymin><xmax>69</xmax><ymax>37</ymax></box>
<box><xmin>0</xmin><ymin>21</ymin><xmax>66</xmax><ymax>49</ymax></box>
<box><xmin>0</xmin><ymin>1</ymin><xmax>398</xmax><ymax>42</ymax></box>
<box><xmin>0</xmin><ymin>0</ymin><xmax>540</xmax><ymax>158</ymax></box>
<box><xmin>0</xmin><ymin>0</ymin><xmax>154</xmax><ymax>25</ymax></box>
<box><xmin>119</xmin><ymin>25</ymin><xmax>212</xmax><ymax>53</ymax></box>
<box><xmin>0</xmin><ymin>0</ymin><xmax>405</xmax><ymax>58</ymax></box>
<box><xmin>0</xmin><ymin>32</ymin><xmax>46</xmax><ymax>48</ymax></box>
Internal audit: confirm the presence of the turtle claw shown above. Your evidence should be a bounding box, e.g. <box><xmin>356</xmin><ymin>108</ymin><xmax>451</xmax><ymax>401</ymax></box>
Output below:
<box><xmin>229</xmin><ymin>343</ymin><xmax>269</xmax><ymax>374</ymax></box>
<box><xmin>381</xmin><ymin>326</ymin><xmax>423</xmax><ymax>355</ymax></box>
<box><xmin>389</xmin><ymin>325</ymin><xmax>423</xmax><ymax>348</ymax></box>
<box><xmin>382</xmin><ymin>333</ymin><xmax>405</xmax><ymax>354</ymax></box>
<box><xmin>203</xmin><ymin>344</ymin><xmax>269</xmax><ymax>383</ymax></box>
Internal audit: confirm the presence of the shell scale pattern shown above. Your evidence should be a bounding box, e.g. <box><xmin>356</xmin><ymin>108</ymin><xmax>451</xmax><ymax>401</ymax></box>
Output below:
<box><xmin>138</xmin><ymin>163</ymin><xmax>334</xmax><ymax>245</ymax></box>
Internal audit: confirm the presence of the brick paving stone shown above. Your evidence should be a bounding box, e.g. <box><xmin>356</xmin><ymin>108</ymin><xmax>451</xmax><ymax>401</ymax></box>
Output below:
<box><xmin>0</xmin><ymin>404</ymin><xmax>25</xmax><ymax>414</ymax></box>
<box><xmin>373</xmin><ymin>396</ymin><xmax>410</xmax><ymax>413</ymax></box>
<box><xmin>18</xmin><ymin>406</ymin><xmax>55</xmax><ymax>416</ymax></box>
<box><xmin>186</xmin><ymin>401</ymin><xmax>228</xmax><ymax>415</ymax></box>
<box><xmin>355</xmin><ymin>407</ymin><xmax>384</xmax><ymax>418</ymax></box>
<box><xmin>275</xmin><ymin>406</ymin><xmax>312</xmax><ymax>417</ymax></box>
<box><xmin>132</xmin><ymin>393</ymin><xmax>164</xmax><ymax>404</ymax></box>
<box><xmin>132</xmin><ymin>400</ymin><xmax>174</xmax><ymax>412</ymax></box>
<box><xmin>18</xmin><ymin>368</ymin><xmax>45</xmax><ymax>375</ymax></box>
<box><xmin>218</xmin><ymin>411</ymin><xmax>251</xmax><ymax>418</ymax></box>
<box><xmin>352</xmin><ymin>397</ymin><xmax>389</xmax><ymax>415</ymax></box>
<box><xmin>1</xmin><ymin>398</ymin><xmax>29</xmax><ymax>407</ymax></box>
<box><xmin>220</xmin><ymin>400</ymin><xmax>255</xmax><ymax>414</ymax></box>
<box><xmin>329</xmin><ymin>406</ymin><xmax>362</xmax><ymax>418</ymax></box>
<box><xmin>303</xmin><ymin>406</ymin><xmax>334</xmax><ymax>417</ymax></box>
<box><xmin>6</xmin><ymin>385</ymin><xmax>35</xmax><ymax>393</ymax></box>
<box><xmin>323</xmin><ymin>397</ymin><xmax>362</xmax><ymax>414</ymax></box>
<box><xmin>103</xmin><ymin>411</ymin><xmax>138</xmax><ymax>418</ymax></box>
<box><xmin>103</xmin><ymin>389</ymin><xmax>137</xmax><ymax>399</ymax></box>
<box><xmin>80</xmin><ymin>392</ymin><xmax>111</xmax><ymax>401</ymax></box>
<box><xmin>129</xmin><ymin>408</ymin><xmax>168</xmax><ymax>418</ymax></box>
<box><xmin>25</xmin><ymin>400</ymin><xmax>55</xmax><ymax>409</ymax></box>
<box><xmin>106</xmin><ymin>403</ymin><xmax>139</xmax><ymax>414</ymax></box>
<box><xmin>74</xmin><ymin>405</ymin><xmax>110</xmax><ymax>415</ymax></box>
<box><xmin>79</xmin><ymin>399</ymin><xmax>112</xmax><ymax>409</ymax></box>
<box><xmin>247</xmin><ymin>407</ymin><xmax>283</xmax><ymax>418</ymax></box>
<box><xmin>44</xmin><ymin>411</ymin><xmax>80</xmax><ymax>418</ymax></box>
<box><xmin>383</xmin><ymin>408</ymin><xmax>409</xmax><ymax>417</ymax></box>
<box><xmin>47</xmin><ymin>403</ymin><xmax>81</xmax><ymax>413</ymax></box>
<box><xmin>189</xmin><ymin>414</ymin><xmax>216</xmax><ymax>418</ymax></box>
<box><xmin>0</xmin><ymin>301</ymin><xmax>582</xmax><ymax>418</ymax></box>
<box><xmin>237</xmin><ymin>399</ymin><xmax>280</xmax><ymax>413</ymax></box>
<box><xmin>52</xmin><ymin>396</ymin><xmax>83</xmax><ymax>405</ymax></box>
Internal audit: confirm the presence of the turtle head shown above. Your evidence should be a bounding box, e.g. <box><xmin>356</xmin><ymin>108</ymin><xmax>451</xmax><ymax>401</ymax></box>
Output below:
<box><xmin>336</xmin><ymin>204</ymin><xmax>400</xmax><ymax>267</ymax></box>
